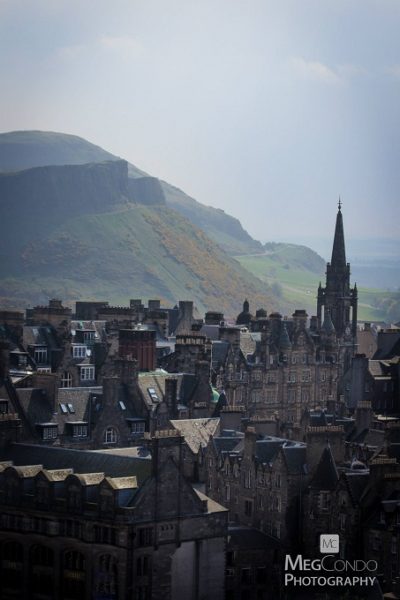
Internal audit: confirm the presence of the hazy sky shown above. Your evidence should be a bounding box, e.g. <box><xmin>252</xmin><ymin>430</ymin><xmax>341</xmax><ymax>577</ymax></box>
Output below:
<box><xmin>1</xmin><ymin>0</ymin><xmax>399</xmax><ymax>250</ymax></box>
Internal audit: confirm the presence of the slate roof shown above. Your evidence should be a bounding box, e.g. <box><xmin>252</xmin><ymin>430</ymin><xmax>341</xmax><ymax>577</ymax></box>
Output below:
<box><xmin>211</xmin><ymin>341</ymin><xmax>229</xmax><ymax>367</ymax></box>
<box><xmin>212</xmin><ymin>434</ymin><xmax>243</xmax><ymax>454</ymax></box>
<box><xmin>310</xmin><ymin>446</ymin><xmax>339</xmax><ymax>490</ymax></box>
<box><xmin>23</xmin><ymin>325</ymin><xmax>60</xmax><ymax>350</ymax></box>
<box><xmin>344</xmin><ymin>472</ymin><xmax>371</xmax><ymax>505</ymax></box>
<box><xmin>16</xmin><ymin>386</ymin><xmax>102</xmax><ymax>432</ymax></box>
<box><xmin>1</xmin><ymin>443</ymin><xmax>152</xmax><ymax>484</ymax></box>
<box><xmin>255</xmin><ymin>440</ymin><xmax>282</xmax><ymax>464</ymax></box>
<box><xmin>282</xmin><ymin>444</ymin><xmax>307</xmax><ymax>475</ymax></box>
<box><xmin>170</xmin><ymin>418</ymin><xmax>220</xmax><ymax>454</ymax></box>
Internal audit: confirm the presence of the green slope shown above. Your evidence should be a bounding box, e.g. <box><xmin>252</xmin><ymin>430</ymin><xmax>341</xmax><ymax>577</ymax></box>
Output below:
<box><xmin>0</xmin><ymin>130</ymin><xmax>261</xmax><ymax>255</ymax></box>
<box><xmin>236</xmin><ymin>248</ymin><xmax>399</xmax><ymax>322</ymax></box>
<box><xmin>0</xmin><ymin>158</ymin><xmax>276</xmax><ymax>314</ymax></box>
<box><xmin>0</xmin><ymin>204</ymin><xmax>276</xmax><ymax>314</ymax></box>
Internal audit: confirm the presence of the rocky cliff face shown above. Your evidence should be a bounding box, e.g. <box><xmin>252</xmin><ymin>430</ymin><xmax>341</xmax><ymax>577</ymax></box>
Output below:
<box><xmin>0</xmin><ymin>160</ymin><xmax>129</xmax><ymax>223</ymax></box>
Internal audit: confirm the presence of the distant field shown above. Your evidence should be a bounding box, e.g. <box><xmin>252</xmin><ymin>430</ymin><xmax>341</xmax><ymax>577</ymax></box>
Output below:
<box><xmin>236</xmin><ymin>252</ymin><xmax>399</xmax><ymax>323</ymax></box>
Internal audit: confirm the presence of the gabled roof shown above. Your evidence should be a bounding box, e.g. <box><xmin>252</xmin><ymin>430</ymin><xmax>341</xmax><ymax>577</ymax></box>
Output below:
<box><xmin>170</xmin><ymin>418</ymin><xmax>219</xmax><ymax>454</ymax></box>
<box><xmin>1</xmin><ymin>443</ymin><xmax>152</xmax><ymax>483</ymax></box>
<box><xmin>344</xmin><ymin>472</ymin><xmax>370</xmax><ymax>505</ymax></box>
<box><xmin>310</xmin><ymin>446</ymin><xmax>339</xmax><ymax>490</ymax></box>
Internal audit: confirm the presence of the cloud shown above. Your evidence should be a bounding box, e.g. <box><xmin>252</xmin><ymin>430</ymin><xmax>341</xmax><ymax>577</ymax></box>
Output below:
<box><xmin>99</xmin><ymin>35</ymin><xmax>144</xmax><ymax>58</ymax></box>
<box><xmin>290</xmin><ymin>57</ymin><xmax>342</xmax><ymax>85</ymax></box>
<box><xmin>385</xmin><ymin>65</ymin><xmax>400</xmax><ymax>79</ymax></box>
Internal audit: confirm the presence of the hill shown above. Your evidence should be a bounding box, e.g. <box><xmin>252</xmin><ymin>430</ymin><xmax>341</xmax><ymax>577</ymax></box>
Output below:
<box><xmin>0</xmin><ymin>158</ymin><xmax>275</xmax><ymax>315</ymax></box>
<box><xmin>0</xmin><ymin>131</ymin><xmax>262</xmax><ymax>256</ymax></box>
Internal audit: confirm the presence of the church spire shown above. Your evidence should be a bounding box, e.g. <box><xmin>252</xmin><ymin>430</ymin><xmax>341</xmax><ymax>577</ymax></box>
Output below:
<box><xmin>331</xmin><ymin>198</ymin><xmax>346</xmax><ymax>268</ymax></box>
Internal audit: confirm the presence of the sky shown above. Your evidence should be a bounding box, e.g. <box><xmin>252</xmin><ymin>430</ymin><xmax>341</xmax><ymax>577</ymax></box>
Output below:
<box><xmin>1</xmin><ymin>0</ymin><xmax>399</xmax><ymax>252</ymax></box>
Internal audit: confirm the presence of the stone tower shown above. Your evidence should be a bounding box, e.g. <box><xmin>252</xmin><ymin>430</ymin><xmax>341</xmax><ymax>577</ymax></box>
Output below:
<box><xmin>317</xmin><ymin>201</ymin><xmax>358</xmax><ymax>343</ymax></box>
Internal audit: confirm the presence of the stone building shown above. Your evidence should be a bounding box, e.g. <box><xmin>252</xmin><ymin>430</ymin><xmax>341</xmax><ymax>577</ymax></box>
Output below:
<box><xmin>0</xmin><ymin>431</ymin><xmax>228</xmax><ymax>600</ymax></box>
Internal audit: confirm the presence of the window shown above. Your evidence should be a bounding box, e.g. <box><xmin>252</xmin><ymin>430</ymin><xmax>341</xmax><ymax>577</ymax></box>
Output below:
<box><xmin>80</xmin><ymin>366</ymin><xmax>95</xmax><ymax>381</ymax></box>
<box><xmin>43</xmin><ymin>426</ymin><xmax>58</xmax><ymax>440</ymax></box>
<box><xmin>119</xmin><ymin>401</ymin><xmax>126</xmax><ymax>410</ymax></box>
<box><xmin>67</xmin><ymin>403</ymin><xmax>75</xmax><ymax>414</ymax></box>
<box><xmin>291</xmin><ymin>355</ymin><xmax>297</xmax><ymax>364</ymax></box>
<box><xmin>147</xmin><ymin>387</ymin><xmax>159</xmax><ymax>402</ymax></box>
<box><xmin>72</xmin><ymin>424</ymin><xmax>88</xmax><ymax>438</ymax></box>
<box><xmin>34</xmin><ymin>347</ymin><xmax>48</xmax><ymax>365</ymax></box>
<box><xmin>137</xmin><ymin>555</ymin><xmax>150</xmax><ymax>576</ymax></box>
<box><xmin>83</xmin><ymin>331</ymin><xmax>95</xmax><ymax>344</ymax></box>
<box><xmin>62</xmin><ymin>550</ymin><xmax>86</xmax><ymax>599</ymax></box>
<box><xmin>266</xmin><ymin>391</ymin><xmax>276</xmax><ymax>404</ymax></box>
<box><xmin>72</xmin><ymin>345</ymin><xmax>87</xmax><ymax>359</ymax></box>
<box><xmin>267</xmin><ymin>372</ymin><xmax>276</xmax><ymax>383</ymax></box>
<box><xmin>2</xmin><ymin>541</ymin><xmax>23</xmax><ymax>594</ymax></box>
<box><xmin>321</xmin><ymin>371</ymin><xmax>326</xmax><ymax>382</ymax></box>
<box><xmin>138</xmin><ymin>527</ymin><xmax>153</xmax><ymax>547</ymax></box>
<box><xmin>319</xmin><ymin>491</ymin><xmax>329</xmax><ymax>510</ymax></box>
<box><xmin>68</xmin><ymin>486</ymin><xmax>82</xmax><ymax>511</ymax></box>
<box><xmin>60</xmin><ymin>403</ymin><xmax>68</xmax><ymax>414</ymax></box>
<box><xmin>226</xmin><ymin>484</ymin><xmax>231</xmax><ymax>502</ymax></box>
<box><xmin>244</xmin><ymin>470</ymin><xmax>251</xmax><ymax>489</ymax></box>
<box><xmin>61</xmin><ymin>372</ymin><xmax>72</xmax><ymax>388</ymax></box>
<box><xmin>275</xmin><ymin>473</ymin><xmax>281</xmax><ymax>488</ymax></box>
<box><xmin>302</xmin><ymin>371</ymin><xmax>311</xmax><ymax>382</ymax></box>
<box><xmin>302</xmin><ymin>353</ymin><xmax>307</xmax><ymax>364</ymax></box>
<box><xmin>244</xmin><ymin>500</ymin><xmax>253</xmax><ymax>517</ymax></box>
<box><xmin>97</xmin><ymin>555</ymin><xmax>118</xmax><ymax>598</ymax></box>
<box><xmin>131</xmin><ymin>422</ymin><xmax>145</xmax><ymax>434</ymax></box>
<box><xmin>288</xmin><ymin>372</ymin><xmax>296</xmax><ymax>383</ymax></box>
<box><xmin>0</xmin><ymin>400</ymin><xmax>9</xmax><ymax>414</ymax></box>
<box><xmin>104</xmin><ymin>427</ymin><xmax>117</xmax><ymax>444</ymax></box>
<box><xmin>391</xmin><ymin>537</ymin><xmax>397</xmax><ymax>555</ymax></box>
<box><xmin>256</xmin><ymin>567</ymin><xmax>267</xmax><ymax>584</ymax></box>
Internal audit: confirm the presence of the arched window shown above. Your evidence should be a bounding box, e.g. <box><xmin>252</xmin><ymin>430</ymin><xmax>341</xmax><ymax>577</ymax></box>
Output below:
<box><xmin>62</xmin><ymin>551</ymin><xmax>86</xmax><ymax>600</ymax></box>
<box><xmin>30</xmin><ymin>545</ymin><xmax>54</xmax><ymax>598</ymax></box>
<box><xmin>1</xmin><ymin>541</ymin><xmax>23</xmax><ymax>595</ymax></box>
<box><xmin>95</xmin><ymin>554</ymin><xmax>118</xmax><ymax>598</ymax></box>
<box><xmin>104</xmin><ymin>427</ymin><xmax>117</xmax><ymax>444</ymax></box>
<box><xmin>61</xmin><ymin>371</ymin><xmax>72</xmax><ymax>388</ymax></box>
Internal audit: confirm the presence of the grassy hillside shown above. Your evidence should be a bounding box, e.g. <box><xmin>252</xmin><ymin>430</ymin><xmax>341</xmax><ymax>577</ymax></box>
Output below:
<box><xmin>0</xmin><ymin>204</ymin><xmax>276</xmax><ymax>315</ymax></box>
<box><xmin>236</xmin><ymin>248</ymin><xmax>400</xmax><ymax>323</ymax></box>
<box><xmin>0</xmin><ymin>158</ymin><xmax>276</xmax><ymax>314</ymax></box>
<box><xmin>0</xmin><ymin>130</ymin><xmax>261</xmax><ymax>255</ymax></box>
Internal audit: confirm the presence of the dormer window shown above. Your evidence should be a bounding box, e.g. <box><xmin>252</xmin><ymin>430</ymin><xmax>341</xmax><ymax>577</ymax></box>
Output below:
<box><xmin>130</xmin><ymin>421</ymin><xmax>145</xmax><ymax>435</ymax></box>
<box><xmin>40</xmin><ymin>425</ymin><xmax>58</xmax><ymax>441</ymax></box>
<box><xmin>61</xmin><ymin>372</ymin><xmax>72</xmax><ymax>388</ymax></box>
<box><xmin>72</xmin><ymin>345</ymin><xmax>87</xmax><ymax>359</ymax></box>
<box><xmin>34</xmin><ymin>347</ymin><xmax>48</xmax><ymax>365</ymax></box>
<box><xmin>72</xmin><ymin>424</ymin><xmax>88</xmax><ymax>438</ymax></box>
<box><xmin>104</xmin><ymin>427</ymin><xmax>117</xmax><ymax>444</ymax></box>
<box><xmin>80</xmin><ymin>366</ymin><xmax>95</xmax><ymax>381</ymax></box>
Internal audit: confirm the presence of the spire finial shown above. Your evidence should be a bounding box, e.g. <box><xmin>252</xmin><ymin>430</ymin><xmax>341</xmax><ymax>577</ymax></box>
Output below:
<box><xmin>338</xmin><ymin>196</ymin><xmax>342</xmax><ymax>212</ymax></box>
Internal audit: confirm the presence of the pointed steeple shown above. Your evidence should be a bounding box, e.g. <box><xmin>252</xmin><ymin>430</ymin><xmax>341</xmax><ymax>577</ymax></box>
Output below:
<box><xmin>331</xmin><ymin>199</ymin><xmax>346</xmax><ymax>268</ymax></box>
